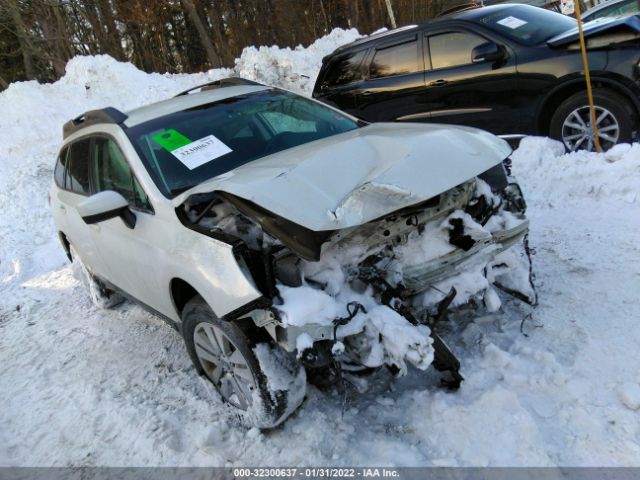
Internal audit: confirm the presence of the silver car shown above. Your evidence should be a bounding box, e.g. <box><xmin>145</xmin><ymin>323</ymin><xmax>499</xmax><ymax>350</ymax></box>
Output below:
<box><xmin>50</xmin><ymin>79</ymin><xmax>533</xmax><ymax>427</ymax></box>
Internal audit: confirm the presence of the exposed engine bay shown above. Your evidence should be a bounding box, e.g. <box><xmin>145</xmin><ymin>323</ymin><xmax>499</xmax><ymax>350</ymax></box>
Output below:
<box><xmin>178</xmin><ymin>161</ymin><xmax>535</xmax><ymax>389</ymax></box>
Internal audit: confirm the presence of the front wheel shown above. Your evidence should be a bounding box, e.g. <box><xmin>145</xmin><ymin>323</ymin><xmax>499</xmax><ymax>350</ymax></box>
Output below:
<box><xmin>549</xmin><ymin>89</ymin><xmax>634</xmax><ymax>152</ymax></box>
<box><xmin>181</xmin><ymin>296</ymin><xmax>306</xmax><ymax>428</ymax></box>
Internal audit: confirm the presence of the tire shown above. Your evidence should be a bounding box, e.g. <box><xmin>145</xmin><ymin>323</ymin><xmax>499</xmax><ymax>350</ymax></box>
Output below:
<box><xmin>549</xmin><ymin>88</ymin><xmax>634</xmax><ymax>152</ymax></box>
<box><xmin>70</xmin><ymin>245</ymin><xmax>124</xmax><ymax>309</ymax></box>
<box><xmin>181</xmin><ymin>296</ymin><xmax>306</xmax><ymax>429</ymax></box>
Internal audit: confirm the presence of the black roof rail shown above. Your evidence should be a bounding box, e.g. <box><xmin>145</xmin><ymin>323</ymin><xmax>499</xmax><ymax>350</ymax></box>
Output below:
<box><xmin>174</xmin><ymin>77</ymin><xmax>264</xmax><ymax>97</ymax></box>
<box><xmin>62</xmin><ymin>107</ymin><xmax>128</xmax><ymax>140</ymax></box>
<box><xmin>329</xmin><ymin>24</ymin><xmax>420</xmax><ymax>58</ymax></box>
<box><xmin>437</xmin><ymin>2</ymin><xmax>481</xmax><ymax>17</ymax></box>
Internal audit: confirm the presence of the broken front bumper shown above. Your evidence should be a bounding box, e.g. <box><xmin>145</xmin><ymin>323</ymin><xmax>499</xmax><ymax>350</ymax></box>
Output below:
<box><xmin>401</xmin><ymin>218</ymin><xmax>529</xmax><ymax>295</ymax></box>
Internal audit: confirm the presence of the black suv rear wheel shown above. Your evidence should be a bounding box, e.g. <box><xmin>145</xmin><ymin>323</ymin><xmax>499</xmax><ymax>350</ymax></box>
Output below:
<box><xmin>550</xmin><ymin>89</ymin><xmax>633</xmax><ymax>152</ymax></box>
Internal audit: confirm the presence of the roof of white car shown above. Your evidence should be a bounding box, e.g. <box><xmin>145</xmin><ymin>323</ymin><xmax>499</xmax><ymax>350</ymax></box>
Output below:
<box><xmin>123</xmin><ymin>85</ymin><xmax>271</xmax><ymax>127</ymax></box>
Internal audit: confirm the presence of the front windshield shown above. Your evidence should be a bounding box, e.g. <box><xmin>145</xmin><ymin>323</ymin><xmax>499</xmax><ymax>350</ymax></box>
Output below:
<box><xmin>479</xmin><ymin>5</ymin><xmax>576</xmax><ymax>46</ymax></box>
<box><xmin>126</xmin><ymin>89</ymin><xmax>359</xmax><ymax>197</ymax></box>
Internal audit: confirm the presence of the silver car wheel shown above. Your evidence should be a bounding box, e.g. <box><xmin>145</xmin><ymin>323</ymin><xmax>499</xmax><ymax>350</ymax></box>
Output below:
<box><xmin>561</xmin><ymin>105</ymin><xmax>620</xmax><ymax>152</ymax></box>
<box><xmin>193</xmin><ymin>322</ymin><xmax>256</xmax><ymax>410</ymax></box>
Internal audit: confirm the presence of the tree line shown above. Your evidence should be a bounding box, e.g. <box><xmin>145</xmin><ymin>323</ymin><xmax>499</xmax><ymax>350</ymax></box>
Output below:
<box><xmin>0</xmin><ymin>0</ymin><xmax>458</xmax><ymax>90</ymax></box>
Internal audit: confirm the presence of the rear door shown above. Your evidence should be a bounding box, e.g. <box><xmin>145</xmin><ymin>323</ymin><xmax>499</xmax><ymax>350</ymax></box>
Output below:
<box><xmin>419</xmin><ymin>27</ymin><xmax>522</xmax><ymax>133</ymax></box>
<box><xmin>314</xmin><ymin>49</ymin><xmax>369</xmax><ymax>113</ymax></box>
<box><xmin>52</xmin><ymin>138</ymin><xmax>107</xmax><ymax>275</ymax></box>
<box><xmin>354</xmin><ymin>33</ymin><xmax>426</xmax><ymax>122</ymax></box>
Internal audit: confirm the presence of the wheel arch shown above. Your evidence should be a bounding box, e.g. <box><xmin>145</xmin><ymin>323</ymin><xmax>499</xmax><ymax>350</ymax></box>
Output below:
<box><xmin>169</xmin><ymin>277</ymin><xmax>202</xmax><ymax>319</ymax></box>
<box><xmin>536</xmin><ymin>76</ymin><xmax>640</xmax><ymax>135</ymax></box>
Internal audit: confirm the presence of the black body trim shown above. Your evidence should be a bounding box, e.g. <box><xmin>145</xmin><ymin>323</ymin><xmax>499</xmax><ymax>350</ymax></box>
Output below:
<box><xmin>62</xmin><ymin>107</ymin><xmax>128</xmax><ymax>140</ymax></box>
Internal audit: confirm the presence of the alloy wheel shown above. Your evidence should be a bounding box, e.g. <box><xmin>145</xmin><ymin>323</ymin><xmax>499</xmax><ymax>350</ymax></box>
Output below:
<box><xmin>561</xmin><ymin>105</ymin><xmax>620</xmax><ymax>152</ymax></box>
<box><xmin>193</xmin><ymin>322</ymin><xmax>256</xmax><ymax>410</ymax></box>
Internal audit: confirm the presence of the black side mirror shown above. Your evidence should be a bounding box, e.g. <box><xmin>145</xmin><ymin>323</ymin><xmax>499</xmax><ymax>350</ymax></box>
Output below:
<box><xmin>77</xmin><ymin>191</ymin><xmax>136</xmax><ymax>229</ymax></box>
<box><xmin>472</xmin><ymin>42</ymin><xmax>506</xmax><ymax>65</ymax></box>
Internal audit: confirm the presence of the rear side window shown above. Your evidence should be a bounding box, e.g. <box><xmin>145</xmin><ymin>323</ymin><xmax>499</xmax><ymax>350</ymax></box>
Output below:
<box><xmin>66</xmin><ymin>139</ymin><xmax>91</xmax><ymax>194</ymax></box>
<box><xmin>92</xmin><ymin>137</ymin><xmax>152</xmax><ymax>212</ymax></box>
<box><xmin>54</xmin><ymin>147</ymin><xmax>68</xmax><ymax>188</ymax></box>
<box><xmin>370</xmin><ymin>39</ymin><xmax>419</xmax><ymax>79</ymax></box>
<box><xmin>591</xmin><ymin>0</ymin><xmax>639</xmax><ymax>19</ymax></box>
<box><xmin>428</xmin><ymin>31</ymin><xmax>486</xmax><ymax>70</ymax></box>
<box><xmin>321</xmin><ymin>50</ymin><xmax>367</xmax><ymax>87</ymax></box>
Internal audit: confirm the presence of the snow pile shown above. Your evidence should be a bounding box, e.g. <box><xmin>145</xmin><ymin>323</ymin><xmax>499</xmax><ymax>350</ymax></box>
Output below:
<box><xmin>511</xmin><ymin>137</ymin><xmax>640</xmax><ymax>207</ymax></box>
<box><xmin>277</xmin><ymin>284</ymin><xmax>435</xmax><ymax>375</ymax></box>
<box><xmin>236</xmin><ymin>28</ymin><xmax>361</xmax><ymax>95</ymax></box>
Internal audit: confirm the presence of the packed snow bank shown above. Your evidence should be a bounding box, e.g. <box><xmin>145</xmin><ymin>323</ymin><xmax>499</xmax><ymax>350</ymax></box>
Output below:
<box><xmin>511</xmin><ymin>137</ymin><xmax>640</xmax><ymax>207</ymax></box>
<box><xmin>236</xmin><ymin>28</ymin><xmax>361</xmax><ymax>95</ymax></box>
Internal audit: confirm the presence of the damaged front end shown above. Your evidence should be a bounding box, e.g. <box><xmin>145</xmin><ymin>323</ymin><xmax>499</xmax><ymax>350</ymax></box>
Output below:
<box><xmin>179</xmin><ymin>161</ymin><xmax>534</xmax><ymax>390</ymax></box>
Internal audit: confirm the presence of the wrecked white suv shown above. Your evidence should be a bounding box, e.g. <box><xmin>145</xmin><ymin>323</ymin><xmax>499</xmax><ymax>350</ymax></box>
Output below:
<box><xmin>50</xmin><ymin>79</ymin><xmax>534</xmax><ymax>427</ymax></box>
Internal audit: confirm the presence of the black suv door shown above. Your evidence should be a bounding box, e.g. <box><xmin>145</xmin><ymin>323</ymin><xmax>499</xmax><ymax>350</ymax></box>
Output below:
<box><xmin>314</xmin><ymin>48</ymin><xmax>369</xmax><ymax>112</ymax></box>
<box><xmin>352</xmin><ymin>33</ymin><xmax>426</xmax><ymax>122</ymax></box>
<box><xmin>418</xmin><ymin>27</ymin><xmax>522</xmax><ymax>133</ymax></box>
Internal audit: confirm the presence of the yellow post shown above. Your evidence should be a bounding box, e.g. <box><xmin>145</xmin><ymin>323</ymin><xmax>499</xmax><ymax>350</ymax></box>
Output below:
<box><xmin>573</xmin><ymin>0</ymin><xmax>602</xmax><ymax>152</ymax></box>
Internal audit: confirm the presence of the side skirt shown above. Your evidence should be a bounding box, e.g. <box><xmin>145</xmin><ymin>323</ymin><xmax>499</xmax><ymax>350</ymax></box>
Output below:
<box><xmin>97</xmin><ymin>276</ymin><xmax>182</xmax><ymax>333</ymax></box>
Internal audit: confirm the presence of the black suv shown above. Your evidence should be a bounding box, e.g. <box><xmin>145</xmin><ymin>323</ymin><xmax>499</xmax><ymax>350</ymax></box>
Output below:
<box><xmin>313</xmin><ymin>4</ymin><xmax>640</xmax><ymax>151</ymax></box>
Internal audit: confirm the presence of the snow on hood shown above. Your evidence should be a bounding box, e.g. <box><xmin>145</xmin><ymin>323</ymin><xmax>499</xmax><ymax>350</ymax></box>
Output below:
<box><xmin>175</xmin><ymin>122</ymin><xmax>511</xmax><ymax>231</ymax></box>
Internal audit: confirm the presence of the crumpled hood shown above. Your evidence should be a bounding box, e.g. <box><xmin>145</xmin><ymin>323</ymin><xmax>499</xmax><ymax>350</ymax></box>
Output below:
<box><xmin>174</xmin><ymin>122</ymin><xmax>511</xmax><ymax>231</ymax></box>
<box><xmin>548</xmin><ymin>14</ymin><xmax>640</xmax><ymax>47</ymax></box>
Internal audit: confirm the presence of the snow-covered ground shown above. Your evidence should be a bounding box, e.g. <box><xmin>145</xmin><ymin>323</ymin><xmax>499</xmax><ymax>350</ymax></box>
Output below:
<box><xmin>1</xmin><ymin>30</ymin><xmax>640</xmax><ymax>466</ymax></box>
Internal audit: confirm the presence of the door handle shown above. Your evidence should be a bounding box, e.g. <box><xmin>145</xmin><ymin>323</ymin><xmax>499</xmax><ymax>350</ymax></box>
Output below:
<box><xmin>361</xmin><ymin>90</ymin><xmax>374</xmax><ymax>96</ymax></box>
<box><xmin>90</xmin><ymin>224</ymin><xmax>101</xmax><ymax>232</ymax></box>
<box><xmin>59</xmin><ymin>205</ymin><xmax>66</xmax><ymax>213</ymax></box>
<box><xmin>428</xmin><ymin>79</ymin><xmax>449</xmax><ymax>87</ymax></box>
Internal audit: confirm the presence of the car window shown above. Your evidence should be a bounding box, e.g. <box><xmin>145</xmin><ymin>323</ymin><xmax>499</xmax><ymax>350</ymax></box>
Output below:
<box><xmin>260</xmin><ymin>111</ymin><xmax>317</xmax><ymax>134</ymax></box>
<box><xmin>92</xmin><ymin>137</ymin><xmax>152</xmax><ymax>212</ymax></box>
<box><xmin>369</xmin><ymin>38</ymin><xmax>419</xmax><ymax>79</ymax></box>
<box><xmin>126</xmin><ymin>90</ymin><xmax>359</xmax><ymax>197</ymax></box>
<box><xmin>321</xmin><ymin>50</ymin><xmax>367</xmax><ymax>87</ymax></box>
<box><xmin>592</xmin><ymin>0</ymin><xmax>639</xmax><ymax>19</ymax></box>
<box><xmin>66</xmin><ymin>139</ymin><xmax>91</xmax><ymax>194</ymax></box>
<box><xmin>54</xmin><ymin>147</ymin><xmax>68</xmax><ymax>188</ymax></box>
<box><xmin>479</xmin><ymin>5</ymin><xmax>576</xmax><ymax>45</ymax></box>
<box><xmin>428</xmin><ymin>31</ymin><xmax>486</xmax><ymax>70</ymax></box>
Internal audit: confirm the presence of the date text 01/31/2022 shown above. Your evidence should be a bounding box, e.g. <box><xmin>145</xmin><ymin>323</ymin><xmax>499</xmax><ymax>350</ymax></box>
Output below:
<box><xmin>233</xmin><ymin>468</ymin><xmax>400</xmax><ymax>478</ymax></box>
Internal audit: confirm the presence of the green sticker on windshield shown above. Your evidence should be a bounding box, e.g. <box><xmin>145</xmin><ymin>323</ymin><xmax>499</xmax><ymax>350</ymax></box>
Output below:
<box><xmin>152</xmin><ymin>129</ymin><xmax>192</xmax><ymax>151</ymax></box>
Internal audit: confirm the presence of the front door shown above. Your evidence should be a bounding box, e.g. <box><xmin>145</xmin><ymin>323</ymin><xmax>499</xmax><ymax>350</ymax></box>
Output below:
<box><xmin>419</xmin><ymin>28</ymin><xmax>523</xmax><ymax>134</ymax></box>
<box><xmin>86</xmin><ymin>136</ymin><xmax>162</xmax><ymax>309</ymax></box>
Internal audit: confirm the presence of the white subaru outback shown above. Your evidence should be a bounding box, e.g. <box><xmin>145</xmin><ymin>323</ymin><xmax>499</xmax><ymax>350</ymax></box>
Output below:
<box><xmin>50</xmin><ymin>79</ymin><xmax>534</xmax><ymax>427</ymax></box>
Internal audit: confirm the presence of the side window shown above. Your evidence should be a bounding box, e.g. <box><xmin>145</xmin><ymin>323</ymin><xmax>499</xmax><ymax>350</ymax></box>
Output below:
<box><xmin>369</xmin><ymin>38</ymin><xmax>419</xmax><ymax>79</ymax></box>
<box><xmin>92</xmin><ymin>137</ymin><xmax>152</xmax><ymax>212</ymax></box>
<box><xmin>54</xmin><ymin>147</ymin><xmax>68</xmax><ymax>188</ymax></box>
<box><xmin>66</xmin><ymin>139</ymin><xmax>91</xmax><ymax>194</ymax></box>
<box><xmin>428</xmin><ymin>31</ymin><xmax>486</xmax><ymax>70</ymax></box>
<box><xmin>322</xmin><ymin>50</ymin><xmax>367</xmax><ymax>87</ymax></box>
<box><xmin>602</xmin><ymin>0</ymin><xmax>639</xmax><ymax>18</ymax></box>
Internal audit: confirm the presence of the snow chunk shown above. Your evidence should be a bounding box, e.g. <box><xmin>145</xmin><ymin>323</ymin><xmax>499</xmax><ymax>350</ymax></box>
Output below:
<box><xmin>295</xmin><ymin>333</ymin><xmax>314</xmax><ymax>356</ymax></box>
<box><xmin>617</xmin><ymin>383</ymin><xmax>640</xmax><ymax>410</ymax></box>
<box><xmin>277</xmin><ymin>285</ymin><xmax>340</xmax><ymax>326</ymax></box>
